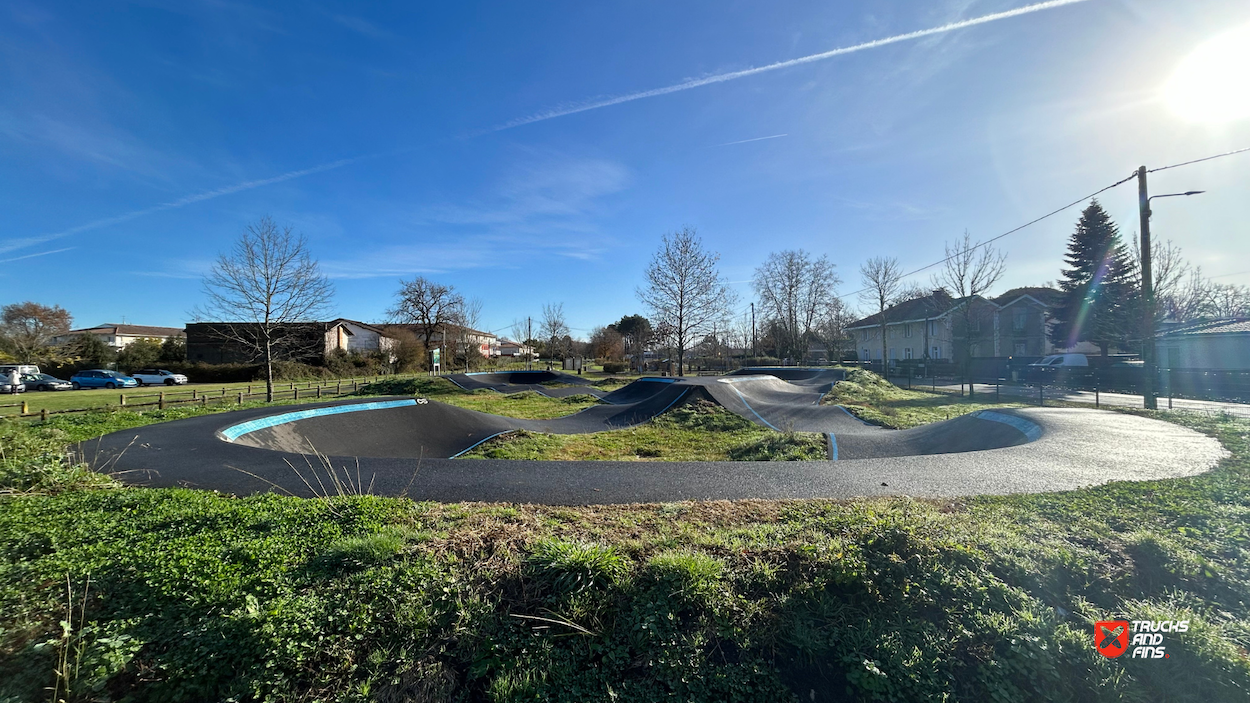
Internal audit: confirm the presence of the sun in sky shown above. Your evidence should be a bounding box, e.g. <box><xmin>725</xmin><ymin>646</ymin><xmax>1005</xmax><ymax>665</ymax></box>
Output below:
<box><xmin>1164</xmin><ymin>23</ymin><xmax>1250</xmax><ymax>124</ymax></box>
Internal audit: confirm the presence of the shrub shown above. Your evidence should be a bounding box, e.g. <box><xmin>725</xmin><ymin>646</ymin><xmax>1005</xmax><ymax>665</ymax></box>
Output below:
<box><xmin>601</xmin><ymin>362</ymin><xmax>628</xmax><ymax>374</ymax></box>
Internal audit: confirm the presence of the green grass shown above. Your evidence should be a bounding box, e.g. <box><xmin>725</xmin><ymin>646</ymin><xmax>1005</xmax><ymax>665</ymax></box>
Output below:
<box><xmin>3</xmin><ymin>375</ymin><xmax>395</xmax><ymax>415</ymax></box>
<box><xmin>4</xmin><ymin>372</ymin><xmax>1249</xmax><ymax>700</ymax></box>
<box><xmin>459</xmin><ymin>400</ymin><xmax>827</xmax><ymax>461</ymax></box>
<box><xmin>2</xmin><ymin>410</ymin><xmax>1249</xmax><ymax>700</ymax></box>
<box><xmin>357</xmin><ymin>378</ymin><xmax>602</xmax><ymax>419</ymax></box>
<box><xmin>823</xmin><ymin>368</ymin><xmax>1026</xmax><ymax>428</ymax></box>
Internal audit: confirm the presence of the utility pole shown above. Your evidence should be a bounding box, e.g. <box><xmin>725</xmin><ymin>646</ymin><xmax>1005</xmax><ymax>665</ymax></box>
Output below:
<box><xmin>526</xmin><ymin>316</ymin><xmax>532</xmax><ymax>371</ymax></box>
<box><xmin>750</xmin><ymin>302</ymin><xmax>756</xmax><ymax>361</ymax></box>
<box><xmin>1138</xmin><ymin>166</ymin><xmax>1157</xmax><ymax>410</ymax></box>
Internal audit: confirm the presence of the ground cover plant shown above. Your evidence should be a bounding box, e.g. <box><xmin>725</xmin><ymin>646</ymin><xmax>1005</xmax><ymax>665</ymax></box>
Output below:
<box><xmin>458</xmin><ymin>400</ymin><xmax>827</xmax><ymax>461</ymax></box>
<box><xmin>2</xmin><ymin>377</ymin><xmax>1249</xmax><ymax>701</ymax></box>
<box><xmin>823</xmin><ymin>368</ymin><xmax>1027</xmax><ymax>429</ymax></box>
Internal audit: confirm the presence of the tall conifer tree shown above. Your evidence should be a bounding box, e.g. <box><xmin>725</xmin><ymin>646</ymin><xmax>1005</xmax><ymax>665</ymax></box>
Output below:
<box><xmin>1050</xmin><ymin>201</ymin><xmax>1135</xmax><ymax>355</ymax></box>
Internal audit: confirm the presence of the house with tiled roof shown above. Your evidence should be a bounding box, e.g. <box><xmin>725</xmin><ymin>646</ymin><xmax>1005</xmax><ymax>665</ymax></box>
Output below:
<box><xmin>185</xmin><ymin>319</ymin><xmax>398</xmax><ymax>364</ymax></box>
<box><xmin>50</xmin><ymin>324</ymin><xmax>185</xmax><ymax>351</ymax></box>
<box><xmin>846</xmin><ymin>287</ymin><xmax>1059</xmax><ymax>363</ymax></box>
<box><xmin>1156</xmin><ymin>318</ymin><xmax>1250</xmax><ymax>370</ymax></box>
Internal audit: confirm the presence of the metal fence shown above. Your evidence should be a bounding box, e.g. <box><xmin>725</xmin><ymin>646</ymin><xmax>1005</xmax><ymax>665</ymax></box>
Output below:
<box><xmin>845</xmin><ymin>359</ymin><xmax>1250</xmax><ymax>405</ymax></box>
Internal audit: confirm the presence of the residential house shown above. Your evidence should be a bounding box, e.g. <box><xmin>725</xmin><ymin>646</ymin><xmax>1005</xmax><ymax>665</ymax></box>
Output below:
<box><xmin>387</xmin><ymin>324</ymin><xmax>499</xmax><ymax>358</ymax></box>
<box><xmin>498</xmin><ymin>340</ymin><xmax>535</xmax><ymax>358</ymax></box>
<box><xmin>186</xmin><ymin>319</ymin><xmax>398</xmax><ymax>364</ymax></box>
<box><xmin>51</xmin><ymin>324</ymin><xmax>185</xmax><ymax>351</ymax></box>
<box><xmin>1155</xmin><ymin>318</ymin><xmax>1250</xmax><ymax>370</ymax></box>
<box><xmin>846</xmin><ymin>288</ymin><xmax>1058</xmax><ymax>363</ymax></box>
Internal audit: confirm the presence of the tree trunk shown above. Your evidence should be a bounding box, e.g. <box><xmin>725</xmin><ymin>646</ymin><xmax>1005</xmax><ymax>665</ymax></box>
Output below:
<box><xmin>880</xmin><ymin>321</ymin><xmax>887</xmax><ymax>377</ymax></box>
<box><xmin>265</xmin><ymin>339</ymin><xmax>275</xmax><ymax>403</ymax></box>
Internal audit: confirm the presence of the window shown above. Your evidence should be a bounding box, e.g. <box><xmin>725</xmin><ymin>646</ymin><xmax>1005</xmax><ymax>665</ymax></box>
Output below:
<box><xmin>927</xmin><ymin>320</ymin><xmax>936</xmax><ymax>337</ymax></box>
<box><xmin>863</xmin><ymin>348</ymin><xmax>871</xmax><ymax>360</ymax></box>
<box><xmin>905</xmin><ymin>347</ymin><xmax>913</xmax><ymax>359</ymax></box>
<box><xmin>1013</xmin><ymin>308</ymin><xmax>1027</xmax><ymax>332</ymax></box>
<box><xmin>931</xmin><ymin>346</ymin><xmax>941</xmax><ymax>359</ymax></box>
<box><xmin>904</xmin><ymin>324</ymin><xmax>912</xmax><ymax>338</ymax></box>
<box><xmin>861</xmin><ymin>330</ymin><xmax>868</xmax><ymax>341</ymax></box>
<box><xmin>889</xmin><ymin>347</ymin><xmax>896</xmax><ymax>359</ymax></box>
<box><xmin>1014</xmin><ymin>342</ymin><xmax>1027</xmax><ymax>355</ymax></box>
<box><xmin>970</xmin><ymin>318</ymin><xmax>981</xmax><ymax>332</ymax></box>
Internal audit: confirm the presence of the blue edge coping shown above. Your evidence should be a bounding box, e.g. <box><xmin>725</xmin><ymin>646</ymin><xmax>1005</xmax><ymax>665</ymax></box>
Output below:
<box><xmin>219</xmin><ymin>399</ymin><xmax>418</xmax><ymax>442</ymax></box>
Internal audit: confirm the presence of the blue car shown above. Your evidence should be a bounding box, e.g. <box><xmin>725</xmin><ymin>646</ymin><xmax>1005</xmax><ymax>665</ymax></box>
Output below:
<box><xmin>69</xmin><ymin>369</ymin><xmax>139</xmax><ymax>390</ymax></box>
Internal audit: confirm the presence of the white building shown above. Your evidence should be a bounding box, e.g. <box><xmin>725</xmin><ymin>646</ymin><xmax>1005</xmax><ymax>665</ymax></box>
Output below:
<box><xmin>51</xmin><ymin>324</ymin><xmax>185</xmax><ymax>351</ymax></box>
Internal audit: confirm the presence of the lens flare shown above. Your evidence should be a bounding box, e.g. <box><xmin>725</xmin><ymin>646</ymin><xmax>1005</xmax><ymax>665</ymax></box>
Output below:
<box><xmin>1163</xmin><ymin>24</ymin><xmax>1250</xmax><ymax>124</ymax></box>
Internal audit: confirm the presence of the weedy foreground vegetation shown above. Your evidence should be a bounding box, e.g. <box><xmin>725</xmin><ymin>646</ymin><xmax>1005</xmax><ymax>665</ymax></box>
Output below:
<box><xmin>1</xmin><ymin>377</ymin><xmax>1249</xmax><ymax>701</ymax></box>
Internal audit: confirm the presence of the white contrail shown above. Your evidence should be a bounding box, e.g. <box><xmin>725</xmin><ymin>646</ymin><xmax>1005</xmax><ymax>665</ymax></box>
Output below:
<box><xmin>0</xmin><ymin>156</ymin><xmax>364</xmax><ymax>255</ymax></box>
<box><xmin>717</xmin><ymin>134</ymin><xmax>788</xmax><ymax>147</ymax></box>
<box><xmin>7</xmin><ymin>247</ymin><xmax>74</xmax><ymax>262</ymax></box>
<box><xmin>492</xmin><ymin>0</ymin><xmax>1091</xmax><ymax>131</ymax></box>
<box><xmin>5</xmin><ymin>1</ymin><xmax>1088</xmax><ymax>254</ymax></box>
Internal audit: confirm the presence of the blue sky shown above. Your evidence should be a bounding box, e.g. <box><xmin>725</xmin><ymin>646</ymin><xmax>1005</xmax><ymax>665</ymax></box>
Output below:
<box><xmin>3</xmin><ymin>0</ymin><xmax>1248</xmax><ymax>338</ymax></box>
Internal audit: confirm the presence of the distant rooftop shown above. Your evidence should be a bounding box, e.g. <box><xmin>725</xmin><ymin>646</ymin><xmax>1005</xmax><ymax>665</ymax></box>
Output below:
<box><xmin>1158</xmin><ymin>318</ymin><xmax>1250</xmax><ymax>337</ymax></box>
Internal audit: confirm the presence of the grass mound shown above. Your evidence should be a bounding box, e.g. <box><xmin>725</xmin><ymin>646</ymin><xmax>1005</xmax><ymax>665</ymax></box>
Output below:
<box><xmin>460</xmin><ymin>400</ymin><xmax>826</xmax><ymax>461</ymax></box>
<box><xmin>822</xmin><ymin>368</ymin><xmax>1024</xmax><ymax>428</ymax></box>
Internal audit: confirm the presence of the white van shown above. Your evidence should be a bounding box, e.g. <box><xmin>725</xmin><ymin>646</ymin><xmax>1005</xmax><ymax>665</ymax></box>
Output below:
<box><xmin>0</xmin><ymin>364</ymin><xmax>41</xmax><ymax>376</ymax></box>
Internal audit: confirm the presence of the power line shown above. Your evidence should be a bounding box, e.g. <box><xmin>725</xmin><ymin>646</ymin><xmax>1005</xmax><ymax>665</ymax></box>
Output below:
<box><xmin>1147</xmin><ymin>145</ymin><xmax>1250</xmax><ymax>174</ymax></box>
<box><xmin>833</xmin><ymin>171</ymin><xmax>1139</xmax><ymax>301</ymax></box>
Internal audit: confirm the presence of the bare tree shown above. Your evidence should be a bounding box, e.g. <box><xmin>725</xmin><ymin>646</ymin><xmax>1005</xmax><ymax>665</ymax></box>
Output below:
<box><xmin>541</xmin><ymin>302</ymin><xmax>570</xmax><ymax>364</ymax></box>
<box><xmin>752</xmin><ymin>250</ymin><xmax>842</xmax><ymax>362</ymax></box>
<box><xmin>637</xmin><ymin>227</ymin><xmax>735</xmax><ymax>376</ymax></box>
<box><xmin>858</xmin><ymin>257</ymin><xmax>904</xmax><ymax>367</ymax></box>
<box><xmin>389</xmin><ymin>277</ymin><xmax>464</xmax><ymax>353</ymax></box>
<box><xmin>812</xmin><ymin>303</ymin><xmax>857</xmax><ymax>364</ymax></box>
<box><xmin>1208</xmin><ymin>283</ymin><xmax>1250</xmax><ymax>318</ymax></box>
<box><xmin>1162</xmin><ymin>268</ymin><xmax>1214</xmax><ymax>322</ymax></box>
<box><xmin>0</xmin><ymin>301</ymin><xmax>72</xmax><ymax>361</ymax></box>
<box><xmin>450</xmin><ymin>297</ymin><xmax>485</xmax><ymax>371</ymax></box>
<box><xmin>198</xmin><ymin>217</ymin><xmax>334</xmax><ymax>401</ymax></box>
<box><xmin>932</xmin><ymin>231</ymin><xmax>1006</xmax><ymax>394</ymax></box>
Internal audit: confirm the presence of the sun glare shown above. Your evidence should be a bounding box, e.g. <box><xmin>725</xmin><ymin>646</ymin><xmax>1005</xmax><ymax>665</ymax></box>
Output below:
<box><xmin>1163</xmin><ymin>23</ymin><xmax>1250</xmax><ymax>124</ymax></box>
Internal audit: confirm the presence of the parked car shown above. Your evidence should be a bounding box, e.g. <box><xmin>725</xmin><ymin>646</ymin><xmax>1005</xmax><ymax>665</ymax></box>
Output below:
<box><xmin>0</xmin><ymin>379</ymin><xmax>25</xmax><ymax>394</ymax></box>
<box><xmin>22</xmin><ymin>373</ymin><xmax>73</xmax><ymax>391</ymax></box>
<box><xmin>131</xmin><ymin>369</ymin><xmax>189</xmax><ymax>386</ymax></box>
<box><xmin>69</xmin><ymin>370</ymin><xmax>138</xmax><ymax>390</ymax></box>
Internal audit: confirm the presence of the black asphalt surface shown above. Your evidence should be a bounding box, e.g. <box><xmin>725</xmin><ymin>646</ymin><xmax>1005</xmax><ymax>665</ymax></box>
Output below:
<box><xmin>83</xmin><ymin>369</ymin><xmax>1227</xmax><ymax>505</ymax></box>
<box><xmin>446</xmin><ymin>370</ymin><xmax>607</xmax><ymax>398</ymax></box>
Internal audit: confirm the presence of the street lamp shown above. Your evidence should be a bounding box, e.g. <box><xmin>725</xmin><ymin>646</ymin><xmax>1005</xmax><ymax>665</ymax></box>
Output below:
<box><xmin>1137</xmin><ymin>164</ymin><xmax>1204</xmax><ymax>410</ymax></box>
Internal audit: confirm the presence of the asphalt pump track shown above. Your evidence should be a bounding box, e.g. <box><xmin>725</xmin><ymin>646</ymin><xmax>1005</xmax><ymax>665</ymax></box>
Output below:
<box><xmin>84</xmin><ymin>368</ymin><xmax>1226</xmax><ymax>505</ymax></box>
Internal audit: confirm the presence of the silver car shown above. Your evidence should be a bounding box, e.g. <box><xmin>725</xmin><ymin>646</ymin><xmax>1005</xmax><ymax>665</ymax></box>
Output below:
<box><xmin>23</xmin><ymin>373</ymin><xmax>72</xmax><ymax>391</ymax></box>
<box><xmin>0</xmin><ymin>380</ymin><xmax>26</xmax><ymax>394</ymax></box>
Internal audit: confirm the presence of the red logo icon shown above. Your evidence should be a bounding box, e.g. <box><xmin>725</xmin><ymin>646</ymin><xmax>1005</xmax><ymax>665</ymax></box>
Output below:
<box><xmin>1096</xmin><ymin>621</ymin><xmax>1130</xmax><ymax>658</ymax></box>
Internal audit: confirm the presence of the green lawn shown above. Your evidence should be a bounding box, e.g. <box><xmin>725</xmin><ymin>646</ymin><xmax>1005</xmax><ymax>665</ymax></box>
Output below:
<box><xmin>1</xmin><ymin>407</ymin><xmax>1248</xmax><ymax>701</ymax></box>
<box><xmin>823</xmin><ymin>367</ymin><xmax>1027</xmax><ymax>428</ymax></box>
<box><xmin>460</xmin><ymin>400</ymin><xmax>826</xmax><ymax>461</ymax></box>
<box><xmin>3</xmin><ymin>373</ymin><xmax>1249</xmax><ymax>701</ymax></box>
<box><xmin>2</xmin><ymin>375</ymin><xmax>397</xmax><ymax>415</ymax></box>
